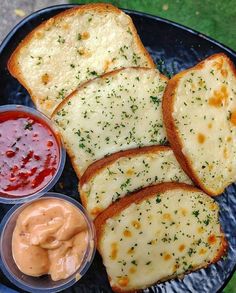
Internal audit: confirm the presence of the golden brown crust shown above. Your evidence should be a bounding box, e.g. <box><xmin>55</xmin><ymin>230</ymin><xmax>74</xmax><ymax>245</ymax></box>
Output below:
<box><xmin>94</xmin><ymin>182</ymin><xmax>228</xmax><ymax>293</ymax></box>
<box><xmin>52</xmin><ymin>67</ymin><xmax>168</xmax><ymax>179</ymax></box>
<box><xmin>8</xmin><ymin>3</ymin><xmax>155</xmax><ymax>110</ymax></box>
<box><xmin>162</xmin><ymin>53</ymin><xmax>236</xmax><ymax>196</ymax></box>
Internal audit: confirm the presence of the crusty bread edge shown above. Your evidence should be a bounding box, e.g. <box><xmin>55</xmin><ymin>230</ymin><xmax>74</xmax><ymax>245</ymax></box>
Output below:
<box><xmin>94</xmin><ymin>182</ymin><xmax>228</xmax><ymax>293</ymax></box>
<box><xmin>162</xmin><ymin>53</ymin><xmax>236</xmax><ymax>196</ymax></box>
<box><xmin>7</xmin><ymin>3</ymin><xmax>155</xmax><ymax>110</ymax></box>
<box><xmin>79</xmin><ymin>145</ymin><xmax>172</xmax><ymax>210</ymax></box>
<box><xmin>52</xmin><ymin>67</ymin><xmax>168</xmax><ymax>178</ymax></box>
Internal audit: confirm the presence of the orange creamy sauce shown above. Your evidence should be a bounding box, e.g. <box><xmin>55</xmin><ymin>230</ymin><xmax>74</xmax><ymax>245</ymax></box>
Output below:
<box><xmin>12</xmin><ymin>198</ymin><xmax>88</xmax><ymax>281</ymax></box>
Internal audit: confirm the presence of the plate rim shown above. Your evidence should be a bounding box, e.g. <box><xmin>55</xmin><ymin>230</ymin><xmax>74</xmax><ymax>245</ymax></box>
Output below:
<box><xmin>0</xmin><ymin>3</ymin><xmax>235</xmax><ymax>293</ymax></box>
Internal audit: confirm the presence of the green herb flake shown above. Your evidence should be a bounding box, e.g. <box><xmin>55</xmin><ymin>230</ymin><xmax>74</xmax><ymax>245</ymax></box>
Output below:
<box><xmin>192</xmin><ymin>210</ymin><xmax>199</xmax><ymax>218</ymax></box>
<box><xmin>150</xmin><ymin>96</ymin><xmax>161</xmax><ymax>106</ymax></box>
<box><xmin>156</xmin><ymin>195</ymin><xmax>161</xmax><ymax>203</ymax></box>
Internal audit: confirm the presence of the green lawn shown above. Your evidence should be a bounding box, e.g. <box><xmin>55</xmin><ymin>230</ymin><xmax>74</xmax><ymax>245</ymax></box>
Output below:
<box><xmin>70</xmin><ymin>1</ymin><xmax>236</xmax><ymax>292</ymax></box>
<box><xmin>70</xmin><ymin>0</ymin><xmax>236</xmax><ymax>50</ymax></box>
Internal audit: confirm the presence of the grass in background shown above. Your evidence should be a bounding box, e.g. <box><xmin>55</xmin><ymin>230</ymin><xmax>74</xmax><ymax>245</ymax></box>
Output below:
<box><xmin>223</xmin><ymin>273</ymin><xmax>236</xmax><ymax>293</ymax></box>
<box><xmin>70</xmin><ymin>0</ymin><xmax>236</xmax><ymax>50</ymax></box>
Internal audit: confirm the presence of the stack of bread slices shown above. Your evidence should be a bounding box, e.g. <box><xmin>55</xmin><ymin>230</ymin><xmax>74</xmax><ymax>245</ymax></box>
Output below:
<box><xmin>9</xmin><ymin>3</ymin><xmax>234</xmax><ymax>292</ymax></box>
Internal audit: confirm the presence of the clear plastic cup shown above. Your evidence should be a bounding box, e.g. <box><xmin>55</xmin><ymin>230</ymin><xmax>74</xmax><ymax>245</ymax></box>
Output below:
<box><xmin>0</xmin><ymin>104</ymin><xmax>66</xmax><ymax>204</ymax></box>
<box><xmin>0</xmin><ymin>192</ymin><xmax>96</xmax><ymax>293</ymax></box>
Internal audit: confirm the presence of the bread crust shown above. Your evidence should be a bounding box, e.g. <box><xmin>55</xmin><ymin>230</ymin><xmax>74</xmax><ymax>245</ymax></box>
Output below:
<box><xmin>162</xmin><ymin>53</ymin><xmax>236</xmax><ymax>196</ymax></box>
<box><xmin>94</xmin><ymin>182</ymin><xmax>228</xmax><ymax>292</ymax></box>
<box><xmin>52</xmin><ymin>67</ymin><xmax>168</xmax><ymax>179</ymax></box>
<box><xmin>7</xmin><ymin>3</ymin><xmax>155</xmax><ymax>112</ymax></box>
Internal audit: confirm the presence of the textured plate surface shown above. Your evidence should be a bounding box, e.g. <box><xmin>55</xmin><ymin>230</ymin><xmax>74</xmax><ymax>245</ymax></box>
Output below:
<box><xmin>0</xmin><ymin>4</ymin><xmax>236</xmax><ymax>293</ymax></box>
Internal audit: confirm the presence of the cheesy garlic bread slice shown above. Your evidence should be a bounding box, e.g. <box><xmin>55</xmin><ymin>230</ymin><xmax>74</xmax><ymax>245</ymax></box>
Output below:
<box><xmin>95</xmin><ymin>183</ymin><xmax>227</xmax><ymax>292</ymax></box>
<box><xmin>8</xmin><ymin>3</ymin><xmax>155</xmax><ymax>117</ymax></box>
<box><xmin>52</xmin><ymin>67</ymin><xmax>168</xmax><ymax>177</ymax></box>
<box><xmin>163</xmin><ymin>53</ymin><xmax>236</xmax><ymax>195</ymax></box>
<box><xmin>80</xmin><ymin>146</ymin><xmax>191</xmax><ymax>219</ymax></box>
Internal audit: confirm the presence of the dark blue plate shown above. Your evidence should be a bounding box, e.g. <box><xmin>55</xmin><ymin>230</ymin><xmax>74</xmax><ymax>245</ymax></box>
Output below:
<box><xmin>0</xmin><ymin>4</ymin><xmax>235</xmax><ymax>293</ymax></box>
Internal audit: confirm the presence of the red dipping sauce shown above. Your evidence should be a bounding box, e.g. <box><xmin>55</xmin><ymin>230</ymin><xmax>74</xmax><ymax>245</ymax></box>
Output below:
<box><xmin>0</xmin><ymin>110</ymin><xmax>60</xmax><ymax>198</ymax></box>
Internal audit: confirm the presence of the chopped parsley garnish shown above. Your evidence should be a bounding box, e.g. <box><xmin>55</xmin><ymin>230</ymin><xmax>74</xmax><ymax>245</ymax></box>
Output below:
<box><xmin>156</xmin><ymin>195</ymin><xmax>161</xmax><ymax>203</ymax></box>
<box><xmin>150</xmin><ymin>96</ymin><xmax>161</xmax><ymax>106</ymax></box>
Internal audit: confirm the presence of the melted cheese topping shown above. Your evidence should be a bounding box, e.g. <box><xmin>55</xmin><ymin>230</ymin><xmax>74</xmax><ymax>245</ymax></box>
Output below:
<box><xmin>81</xmin><ymin>149</ymin><xmax>191</xmax><ymax>219</ymax></box>
<box><xmin>53</xmin><ymin>68</ymin><xmax>167</xmax><ymax>175</ymax></box>
<box><xmin>100</xmin><ymin>189</ymin><xmax>224</xmax><ymax>291</ymax></box>
<box><xmin>16</xmin><ymin>6</ymin><xmax>153</xmax><ymax>116</ymax></box>
<box><xmin>173</xmin><ymin>55</ymin><xmax>236</xmax><ymax>194</ymax></box>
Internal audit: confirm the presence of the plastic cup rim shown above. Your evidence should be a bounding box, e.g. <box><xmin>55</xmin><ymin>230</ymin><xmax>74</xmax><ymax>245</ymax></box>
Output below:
<box><xmin>0</xmin><ymin>192</ymin><xmax>96</xmax><ymax>293</ymax></box>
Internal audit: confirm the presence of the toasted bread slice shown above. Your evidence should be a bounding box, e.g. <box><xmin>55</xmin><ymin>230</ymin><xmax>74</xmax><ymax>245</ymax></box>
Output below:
<box><xmin>95</xmin><ymin>183</ymin><xmax>227</xmax><ymax>292</ymax></box>
<box><xmin>80</xmin><ymin>146</ymin><xmax>192</xmax><ymax>219</ymax></box>
<box><xmin>52</xmin><ymin>67</ymin><xmax>168</xmax><ymax>177</ymax></box>
<box><xmin>163</xmin><ymin>53</ymin><xmax>236</xmax><ymax>195</ymax></box>
<box><xmin>8</xmin><ymin>3</ymin><xmax>155</xmax><ymax>117</ymax></box>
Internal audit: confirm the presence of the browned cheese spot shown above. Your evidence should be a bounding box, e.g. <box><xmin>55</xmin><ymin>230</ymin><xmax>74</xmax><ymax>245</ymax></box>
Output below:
<box><xmin>223</xmin><ymin>147</ymin><xmax>229</xmax><ymax>159</ymax></box>
<box><xmin>213</xmin><ymin>58</ymin><xmax>223</xmax><ymax>70</ymax></box>
<box><xmin>164</xmin><ymin>253</ymin><xmax>172</xmax><ymax>261</ymax></box>
<box><xmin>132</xmin><ymin>220</ymin><xmax>141</xmax><ymax>229</ymax></box>
<box><xmin>110</xmin><ymin>243</ymin><xmax>118</xmax><ymax>260</ymax></box>
<box><xmin>118</xmin><ymin>276</ymin><xmax>129</xmax><ymax>287</ymax></box>
<box><xmin>180</xmin><ymin>208</ymin><xmax>188</xmax><ymax>216</ymax></box>
<box><xmin>210</xmin><ymin>202</ymin><xmax>217</xmax><ymax>211</ymax></box>
<box><xmin>62</xmin><ymin>23</ymin><xmax>70</xmax><ymax>30</ymax></box>
<box><xmin>178</xmin><ymin>244</ymin><xmax>185</xmax><ymax>252</ymax></box>
<box><xmin>129</xmin><ymin>267</ymin><xmax>136</xmax><ymax>274</ymax></box>
<box><xmin>199</xmin><ymin>248</ymin><xmax>206</xmax><ymax>255</ymax></box>
<box><xmin>221</xmin><ymin>69</ymin><xmax>228</xmax><ymax>78</ymax></box>
<box><xmin>162</xmin><ymin>213</ymin><xmax>172</xmax><ymax>221</ymax></box>
<box><xmin>41</xmin><ymin>73</ymin><xmax>50</xmax><ymax>85</ymax></box>
<box><xmin>123</xmin><ymin>229</ymin><xmax>132</xmax><ymax>237</ymax></box>
<box><xmin>173</xmin><ymin>263</ymin><xmax>180</xmax><ymax>272</ymax></box>
<box><xmin>208</xmin><ymin>85</ymin><xmax>228</xmax><ymax>108</ymax></box>
<box><xmin>103</xmin><ymin>60</ymin><xmax>113</xmax><ymax>72</ymax></box>
<box><xmin>82</xmin><ymin>31</ymin><xmax>90</xmax><ymax>40</ymax></box>
<box><xmin>35</xmin><ymin>31</ymin><xmax>44</xmax><ymax>39</ymax></box>
<box><xmin>197</xmin><ymin>133</ymin><xmax>206</xmax><ymax>144</ymax></box>
<box><xmin>208</xmin><ymin>234</ymin><xmax>217</xmax><ymax>245</ymax></box>
<box><xmin>230</xmin><ymin>110</ymin><xmax>236</xmax><ymax>126</ymax></box>
<box><xmin>127</xmin><ymin>247</ymin><xmax>135</xmax><ymax>255</ymax></box>
<box><xmin>198</xmin><ymin>227</ymin><xmax>205</xmax><ymax>234</ymax></box>
<box><xmin>126</xmin><ymin>169</ymin><xmax>134</xmax><ymax>176</ymax></box>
